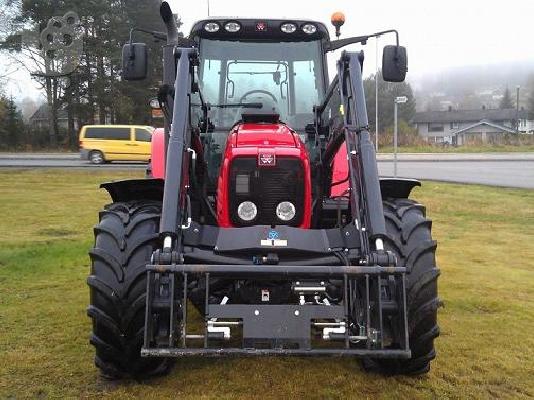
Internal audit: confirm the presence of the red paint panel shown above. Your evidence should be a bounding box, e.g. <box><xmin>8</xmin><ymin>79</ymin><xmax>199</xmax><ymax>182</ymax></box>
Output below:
<box><xmin>235</xmin><ymin>123</ymin><xmax>297</xmax><ymax>147</ymax></box>
<box><xmin>150</xmin><ymin>128</ymin><xmax>166</xmax><ymax>179</ymax></box>
<box><xmin>217</xmin><ymin>123</ymin><xmax>312</xmax><ymax>228</ymax></box>
<box><xmin>330</xmin><ymin>142</ymin><xmax>349</xmax><ymax>197</ymax></box>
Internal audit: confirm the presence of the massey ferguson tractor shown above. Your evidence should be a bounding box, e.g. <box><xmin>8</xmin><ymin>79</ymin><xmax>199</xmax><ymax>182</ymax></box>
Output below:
<box><xmin>87</xmin><ymin>2</ymin><xmax>440</xmax><ymax>379</ymax></box>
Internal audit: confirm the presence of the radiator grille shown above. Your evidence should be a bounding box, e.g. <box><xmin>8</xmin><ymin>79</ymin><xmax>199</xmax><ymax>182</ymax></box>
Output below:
<box><xmin>229</xmin><ymin>157</ymin><xmax>304</xmax><ymax>226</ymax></box>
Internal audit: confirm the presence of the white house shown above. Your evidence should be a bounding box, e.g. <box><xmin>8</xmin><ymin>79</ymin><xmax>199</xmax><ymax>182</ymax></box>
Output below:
<box><xmin>413</xmin><ymin>108</ymin><xmax>534</xmax><ymax>145</ymax></box>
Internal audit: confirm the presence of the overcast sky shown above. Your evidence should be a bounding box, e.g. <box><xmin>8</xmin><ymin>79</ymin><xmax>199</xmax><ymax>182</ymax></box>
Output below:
<box><xmin>5</xmin><ymin>0</ymin><xmax>534</xmax><ymax>100</ymax></box>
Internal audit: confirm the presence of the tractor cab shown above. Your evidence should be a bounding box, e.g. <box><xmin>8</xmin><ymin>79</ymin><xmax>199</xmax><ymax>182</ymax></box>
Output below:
<box><xmin>190</xmin><ymin>18</ymin><xmax>329</xmax><ymax>131</ymax></box>
<box><xmin>188</xmin><ymin>19</ymin><xmax>330</xmax><ymax>188</ymax></box>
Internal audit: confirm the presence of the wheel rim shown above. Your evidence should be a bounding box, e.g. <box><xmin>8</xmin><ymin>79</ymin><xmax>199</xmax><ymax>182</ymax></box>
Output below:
<box><xmin>90</xmin><ymin>152</ymin><xmax>103</xmax><ymax>164</ymax></box>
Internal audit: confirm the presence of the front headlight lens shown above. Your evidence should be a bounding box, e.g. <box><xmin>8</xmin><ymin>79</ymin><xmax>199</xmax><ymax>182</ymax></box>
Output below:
<box><xmin>301</xmin><ymin>23</ymin><xmax>317</xmax><ymax>34</ymax></box>
<box><xmin>224</xmin><ymin>21</ymin><xmax>241</xmax><ymax>32</ymax></box>
<box><xmin>204</xmin><ymin>22</ymin><xmax>220</xmax><ymax>33</ymax></box>
<box><xmin>280</xmin><ymin>23</ymin><xmax>297</xmax><ymax>33</ymax></box>
<box><xmin>276</xmin><ymin>201</ymin><xmax>296</xmax><ymax>221</ymax></box>
<box><xmin>237</xmin><ymin>201</ymin><xmax>257</xmax><ymax>222</ymax></box>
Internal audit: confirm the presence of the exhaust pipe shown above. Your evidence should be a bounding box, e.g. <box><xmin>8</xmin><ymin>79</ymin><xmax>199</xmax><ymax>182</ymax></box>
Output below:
<box><xmin>160</xmin><ymin>2</ymin><xmax>179</xmax><ymax>45</ymax></box>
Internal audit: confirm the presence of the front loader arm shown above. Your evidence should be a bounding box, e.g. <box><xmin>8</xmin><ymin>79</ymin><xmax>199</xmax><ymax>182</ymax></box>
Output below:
<box><xmin>156</xmin><ymin>47</ymin><xmax>197</xmax><ymax>262</ymax></box>
<box><xmin>318</xmin><ymin>51</ymin><xmax>390</xmax><ymax>263</ymax></box>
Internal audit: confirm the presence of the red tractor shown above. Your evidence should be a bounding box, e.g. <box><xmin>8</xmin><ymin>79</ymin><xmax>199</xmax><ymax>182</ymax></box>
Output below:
<box><xmin>88</xmin><ymin>2</ymin><xmax>440</xmax><ymax>379</ymax></box>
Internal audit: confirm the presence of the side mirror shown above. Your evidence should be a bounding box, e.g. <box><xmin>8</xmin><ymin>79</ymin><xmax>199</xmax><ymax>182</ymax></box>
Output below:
<box><xmin>122</xmin><ymin>43</ymin><xmax>148</xmax><ymax>81</ymax></box>
<box><xmin>382</xmin><ymin>45</ymin><xmax>407</xmax><ymax>82</ymax></box>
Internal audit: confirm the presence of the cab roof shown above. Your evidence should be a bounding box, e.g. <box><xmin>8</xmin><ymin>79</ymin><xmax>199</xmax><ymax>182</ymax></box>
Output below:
<box><xmin>190</xmin><ymin>18</ymin><xmax>330</xmax><ymax>42</ymax></box>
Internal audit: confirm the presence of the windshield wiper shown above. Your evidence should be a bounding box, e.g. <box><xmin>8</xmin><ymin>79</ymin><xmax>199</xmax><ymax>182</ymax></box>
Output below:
<box><xmin>209</xmin><ymin>102</ymin><xmax>263</xmax><ymax>109</ymax></box>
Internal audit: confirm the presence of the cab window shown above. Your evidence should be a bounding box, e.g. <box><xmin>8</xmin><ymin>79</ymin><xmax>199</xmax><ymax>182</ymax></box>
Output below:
<box><xmin>85</xmin><ymin>127</ymin><xmax>131</xmax><ymax>140</ymax></box>
<box><xmin>135</xmin><ymin>128</ymin><xmax>152</xmax><ymax>142</ymax></box>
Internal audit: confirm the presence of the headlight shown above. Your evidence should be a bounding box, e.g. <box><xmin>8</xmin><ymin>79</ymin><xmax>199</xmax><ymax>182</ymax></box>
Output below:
<box><xmin>276</xmin><ymin>201</ymin><xmax>296</xmax><ymax>221</ymax></box>
<box><xmin>237</xmin><ymin>201</ymin><xmax>257</xmax><ymax>222</ymax></box>
<box><xmin>204</xmin><ymin>22</ymin><xmax>220</xmax><ymax>33</ymax></box>
<box><xmin>224</xmin><ymin>21</ymin><xmax>241</xmax><ymax>32</ymax></box>
<box><xmin>301</xmin><ymin>23</ymin><xmax>317</xmax><ymax>34</ymax></box>
<box><xmin>280</xmin><ymin>23</ymin><xmax>297</xmax><ymax>33</ymax></box>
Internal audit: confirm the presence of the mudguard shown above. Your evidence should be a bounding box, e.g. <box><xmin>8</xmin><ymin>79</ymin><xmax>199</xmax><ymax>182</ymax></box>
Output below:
<box><xmin>101</xmin><ymin>179</ymin><xmax>164</xmax><ymax>203</ymax></box>
<box><xmin>379</xmin><ymin>177</ymin><xmax>421</xmax><ymax>199</ymax></box>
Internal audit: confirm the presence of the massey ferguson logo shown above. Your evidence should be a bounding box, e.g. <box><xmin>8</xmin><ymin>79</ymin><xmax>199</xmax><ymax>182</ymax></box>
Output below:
<box><xmin>258</xmin><ymin>153</ymin><xmax>276</xmax><ymax>166</ymax></box>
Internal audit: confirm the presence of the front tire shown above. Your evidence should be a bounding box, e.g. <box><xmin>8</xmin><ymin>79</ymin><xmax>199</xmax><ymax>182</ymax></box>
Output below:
<box><xmin>365</xmin><ymin>198</ymin><xmax>441</xmax><ymax>375</ymax></box>
<box><xmin>87</xmin><ymin>201</ymin><xmax>172</xmax><ymax>379</ymax></box>
<box><xmin>89</xmin><ymin>150</ymin><xmax>105</xmax><ymax>164</ymax></box>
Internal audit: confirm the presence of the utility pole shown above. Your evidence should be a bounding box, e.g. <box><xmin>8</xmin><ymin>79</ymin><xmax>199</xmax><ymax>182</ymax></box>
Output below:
<box><xmin>516</xmin><ymin>85</ymin><xmax>520</xmax><ymax>133</ymax></box>
<box><xmin>394</xmin><ymin>96</ymin><xmax>408</xmax><ymax>177</ymax></box>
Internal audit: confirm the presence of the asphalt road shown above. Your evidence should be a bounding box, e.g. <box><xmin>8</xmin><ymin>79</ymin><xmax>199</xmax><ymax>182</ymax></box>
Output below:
<box><xmin>378</xmin><ymin>161</ymin><xmax>534</xmax><ymax>189</ymax></box>
<box><xmin>1</xmin><ymin>153</ymin><xmax>533</xmax><ymax>189</ymax></box>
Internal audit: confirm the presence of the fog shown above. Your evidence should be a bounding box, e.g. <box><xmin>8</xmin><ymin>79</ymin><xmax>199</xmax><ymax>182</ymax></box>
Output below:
<box><xmin>4</xmin><ymin>0</ymin><xmax>534</xmax><ymax>102</ymax></box>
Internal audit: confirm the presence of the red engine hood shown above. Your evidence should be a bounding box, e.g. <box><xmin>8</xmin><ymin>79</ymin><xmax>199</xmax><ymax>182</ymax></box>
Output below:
<box><xmin>233</xmin><ymin>123</ymin><xmax>298</xmax><ymax>148</ymax></box>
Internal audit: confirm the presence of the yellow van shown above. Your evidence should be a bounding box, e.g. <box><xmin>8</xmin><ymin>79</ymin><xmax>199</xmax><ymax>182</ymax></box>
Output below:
<box><xmin>79</xmin><ymin>125</ymin><xmax>153</xmax><ymax>164</ymax></box>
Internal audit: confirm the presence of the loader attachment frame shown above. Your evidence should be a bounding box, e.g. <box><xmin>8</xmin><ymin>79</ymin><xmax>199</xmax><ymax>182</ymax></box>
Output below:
<box><xmin>141</xmin><ymin>39</ymin><xmax>411</xmax><ymax>356</ymax></box>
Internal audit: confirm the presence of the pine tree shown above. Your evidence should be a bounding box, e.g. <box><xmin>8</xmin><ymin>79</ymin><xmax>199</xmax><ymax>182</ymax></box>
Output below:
<box><xmin>499</xmin><ymin>87</ymin><xmax>514</xmax><ymax>109</ymax></box>
<box><xmin>527</xmin><ymin>75</ymin><xmax>534</xmax><ymax>117</ymax></box>
<box><xmin>363</xmin><ymin>70</ymin><xmax>416</xmax><ymax>134</ymax></box>
<box><xmin>0</xmin><ymin>96</ymin><xmax>25</xmax><ymax>148</ymax></box>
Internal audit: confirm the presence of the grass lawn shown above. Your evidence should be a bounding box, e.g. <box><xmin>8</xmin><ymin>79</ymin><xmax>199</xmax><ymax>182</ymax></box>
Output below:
<box><xmin>378</xmin><ymin>144</ymin><xmax>534</xmax><ymax>153</ymax></box>
<box><xmin>0</xmin><ymin>169</ymin><xmax>533</xmax><ymax>399</ymax></box>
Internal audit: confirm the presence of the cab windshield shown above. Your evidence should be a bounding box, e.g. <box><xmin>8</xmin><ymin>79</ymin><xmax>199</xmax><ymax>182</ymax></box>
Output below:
<box><xmin>198</xmin><ymin>39</ymin><xmax>325</xmax><ymax>131</ymax></box>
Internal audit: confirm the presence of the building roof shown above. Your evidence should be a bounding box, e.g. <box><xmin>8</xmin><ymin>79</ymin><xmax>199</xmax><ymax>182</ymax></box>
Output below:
<box><xmin>29</xmin><ymin>104</ymin><xmax>68</xmax><ymax>122</ymax></box>
<box><xmin>413</xmin><ymin>108</ymin><xmax>532</xmax><ymax>124</ymax></box>
<box><xmin>454</xmin><ymin>119</ymin><xmax>516</xmax><ymax>135</ymax></box>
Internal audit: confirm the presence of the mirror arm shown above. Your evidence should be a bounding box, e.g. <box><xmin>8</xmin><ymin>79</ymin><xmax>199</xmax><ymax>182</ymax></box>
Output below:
<box><xmin>326</xmin><ymin>29</ymin><xmax>400</xmax><ymax>52</ymax></box>
<box><xmin>373</xmin><ymin>29</ymin><xmax>399</xmax><ymax>46</ymax></box>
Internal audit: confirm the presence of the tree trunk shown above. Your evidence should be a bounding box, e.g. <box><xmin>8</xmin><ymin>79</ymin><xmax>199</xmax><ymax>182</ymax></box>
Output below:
<box><xmin>52</xmin><ymin>77</ymin><xmax>60</xmax><ymax>145</ymax></box>
<box><xmin>66</xmin><ymin>77</ymin><xmax>75</xmax><ymax>149</ymax></box>
<box><xmin>45</xmin><ymin>75</ymin><xmax>57</xmax><ymax>147</ymax></box>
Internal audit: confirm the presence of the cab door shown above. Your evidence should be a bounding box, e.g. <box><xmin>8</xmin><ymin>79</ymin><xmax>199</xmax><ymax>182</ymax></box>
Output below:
<box><xmin>131</xmin><ymin>127</ymin><xmax>153</xmax><ymax>161</ymax></box>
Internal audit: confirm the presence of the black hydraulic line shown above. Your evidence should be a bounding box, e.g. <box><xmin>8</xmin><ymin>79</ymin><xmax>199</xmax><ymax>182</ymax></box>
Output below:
<box><xmin>343</xmin><ymin>52</ymin><xmax>387</xmax><ymax>240</ymax></box>
<box><xmin>315</xmin><ymin>75</ymin><xmax>339</xmax><ymax>116</ymax></box>
<box><xmin>160</xmin><ymin>48</ymin><xmax>196</xmax><ymax>240</ymax></box>
<box><xmin>331</xmin><ymin>175</ymin><xmax>349</xmax><ymax>187</ymax></box>
<box><xmin>336</xmin><ymin>55</ymin><xmax>365</xmax><ymax>252</ymax></box>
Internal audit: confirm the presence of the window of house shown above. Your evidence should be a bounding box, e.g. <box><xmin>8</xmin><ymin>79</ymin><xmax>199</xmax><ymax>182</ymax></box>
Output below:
<box><xmin>428</xmin><ymin>123</ymin><xmax>444</xmax><ymax>132</ymax></box>
<box><xmin>450</xmin><ymin>122</ymin><xmax>459</xmax><ymax>129</ymax></box>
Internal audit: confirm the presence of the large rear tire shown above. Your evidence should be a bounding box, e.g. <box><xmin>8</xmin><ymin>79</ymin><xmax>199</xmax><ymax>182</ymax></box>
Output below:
<box><xmin>87</xmin><ymin>201</ymin><xmax>173</xmax><ymax>379</ymax></box>
<box><xmin>364</xmin><ymin>198</ymin><xmax>441</xmax><ymax>375</ymax></box>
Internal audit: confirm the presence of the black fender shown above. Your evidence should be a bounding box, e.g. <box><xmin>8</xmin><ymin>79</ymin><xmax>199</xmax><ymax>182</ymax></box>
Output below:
<box><xmin>379</xmin><ymin>178</ymin><xmax>421</xmax><ymax>199</ymax></box>
<box><xmin>101</xmin><ymin>177</ymin><xmax>419</xmax><ymax>207</ymax></box>
<box><xmin>100</xmin><ymin>178</ymin><xmax>164</xmax><ymax>203</ymax></box>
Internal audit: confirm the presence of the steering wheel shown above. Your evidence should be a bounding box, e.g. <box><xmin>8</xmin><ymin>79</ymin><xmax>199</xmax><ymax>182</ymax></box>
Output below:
<box><xmin>238</xmin><ymin>90</ymin><xmax>278</xmax><ymax>105</ymax></box>
<box><xmin>235</xmin><ymin>90</ymin><xmax>278</xmax><ymax>122</ymax></box>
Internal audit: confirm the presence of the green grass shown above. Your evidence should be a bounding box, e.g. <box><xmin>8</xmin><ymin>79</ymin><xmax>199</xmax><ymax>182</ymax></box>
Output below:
<box><xmin>378</xmin><ymin>144</ymin><xmax>534</xmax><ymax>153</ymax></box>
<box><xmin>1</xmin><ymin>169</ymin><xmax>533</xmax><ymax>399</ymax></box>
